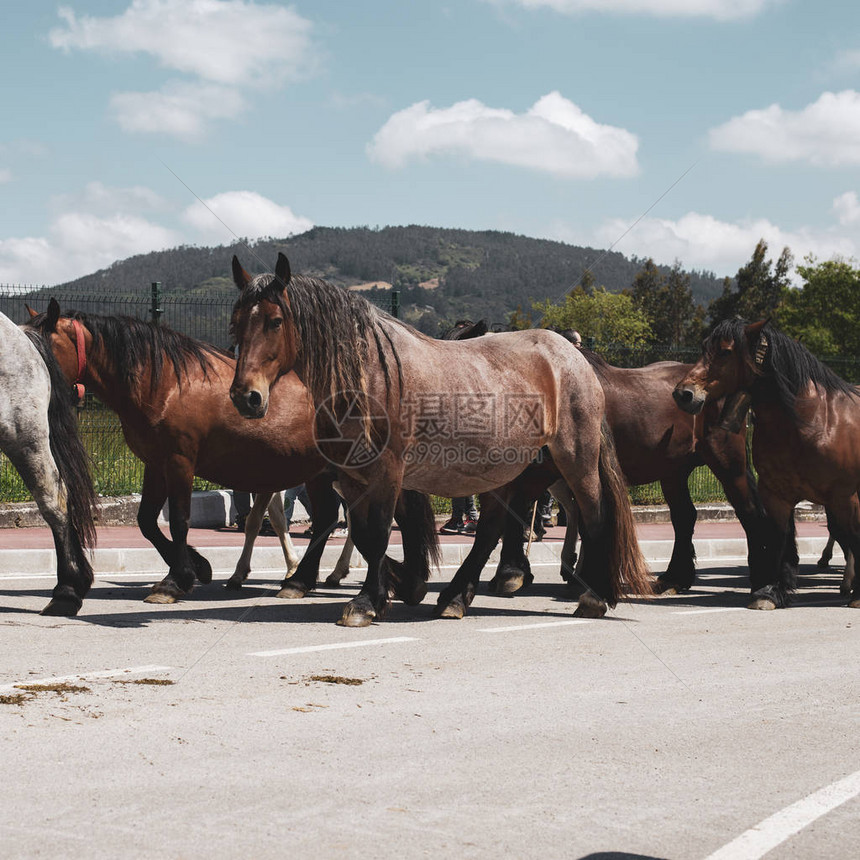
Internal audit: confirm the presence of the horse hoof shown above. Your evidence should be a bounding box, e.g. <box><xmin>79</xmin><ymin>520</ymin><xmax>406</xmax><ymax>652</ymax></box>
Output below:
<box><xmin>144</xmin><ymin>591</ymin><xmax>179</xmax><ymax>605</ymax></box>
<box><xmin>573</xmin><ymin>593</ymin><xmax>607</xmax><ymax>618</ymax></box>
<box><xmin>195</xmin><ymin>562</ymin><xmax>213</xmax><ymax>585</ymax></box>
<box><xmin>41</xmin><ymin>599</ymin><xmax>80</xmax><ymax>617</ymax></box>
<box><xmin>392</xmin><ymin>577</ymin><xmax>428</xmax><ymax>606</ymax></box>
<box><xmin>436</xmin><ymin>597</ymin><xmax>466</xmax><ymax>620</ymax></box>
<box><xmin>276</xmin><ymin>582</ymin><xmax>310</xmax><ymax>600</ymax></box>
<box><xmin>747</xmin><ymin>597</ymin><xmax>777</xmax><ymax>610</ymax></box>
<box><xmin>848</xmin><ymin>598</ymin><xmax>860</xmax><ymax>608</ymax></box>
<box><xmin>654</xmin><ymin>579</ymin><xmax>684</xmax><ymax>596</ymax></box>
<box><xmin>224</xmin><ymin>576</ymin><xmax>244</xmax><ymax>591</ymax></box>
<box><xmin>324</xmin><ymin>572</ymin><xmax>347</xmax><ymax>587</ymax></box>
<box><xmin>338</xmin><ymin>598</ymin><xmax>376</xmax><ymax>627</ymax></box>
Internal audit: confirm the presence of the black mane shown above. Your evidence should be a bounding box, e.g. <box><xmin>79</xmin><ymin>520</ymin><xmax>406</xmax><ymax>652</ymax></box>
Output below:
<box><xmin>29</xmin><ymin>310</ymin><xmax>228</xmax><ymax>391</ymax></box>
<box><xmin>706</xmin><ymin>318</ymin><xmax>858</xmax><ymax>420</ymax></box>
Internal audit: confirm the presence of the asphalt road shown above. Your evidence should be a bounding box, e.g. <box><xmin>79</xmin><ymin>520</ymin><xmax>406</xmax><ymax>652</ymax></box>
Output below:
<box><xmin>0</xmin><ymin>554</ymin><xmax>858</xmax><ymax>859</ymax></box>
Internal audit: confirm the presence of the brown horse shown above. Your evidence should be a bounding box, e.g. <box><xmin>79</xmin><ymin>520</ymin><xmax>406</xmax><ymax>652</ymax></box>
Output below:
<box><xmin>229</xmin><ymin>253</ymin><xmax>651</xmax><ymax>627</ymax></box>
<box><xmin>27</xmin><ymin>299</ymin><xmax>437</xmax><ymax>607</ymax></box>
<box><xmin>573</xmin><ymin>349</ymin><xmax>767</xmax><ymax>594</ymax></box>
<box><xmin>673</xmin><ymin>318</ymin><xmax>860</xmax><ymax>609</ymax></box>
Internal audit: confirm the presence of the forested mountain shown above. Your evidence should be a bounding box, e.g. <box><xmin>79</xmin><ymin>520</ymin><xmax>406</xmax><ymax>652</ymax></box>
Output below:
<box><xmin>53</xmin><ymin>225</ymin><xmax>726</xmax><ymax>334</ymax></box>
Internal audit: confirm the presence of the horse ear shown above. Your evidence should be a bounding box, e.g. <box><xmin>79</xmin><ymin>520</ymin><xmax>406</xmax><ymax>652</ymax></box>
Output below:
<box><xmin>25</xmin><ymin>304</ymin><xmax>38</xmax><ymax>319</ymax></box>
<box><xmin>275</xmin><ymin>253</ymin><xmax>291</xmax><ymax>289</ymax></box>
<box><xmin>44</xmin><ymin>297</ymin><xmax>61</xmax><ymax>332</ymax></box>
<box><xmin>232</xmin><ymin>255</ymin><xmax>251</xmax><ymax>291</ymax></box>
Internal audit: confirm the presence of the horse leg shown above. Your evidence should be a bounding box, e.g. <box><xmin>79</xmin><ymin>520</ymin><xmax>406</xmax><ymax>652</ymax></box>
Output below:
<box><xmin>144</xmin><ymin>459</ymin><xmax>204</xmax><ymax>604</ymax></box>
<box><xmin>8</xmin><ymin>445</ymin><xmax>93</xmax><ymax>616</ymax></box>
<box><xmin>268</xmin><ymin>491</ymin><xmax>301</xmax><ymax>577</ymax></box>
<box><xmin>276</xmin><ymin>474</ymin><xmax>339</xmax><ymax>599</ymax></box>
<box><xmin>747</xmin><ymin>490</ymin><xmax>795</xmax><ymax>610</ymax></box>
<box><xmin>549</xmin><ymin>425</ymin><xmax>652</xmax><ymax>618</ymax></box>
<box><xmin>818</xmin><ymin>535</ymin><xmax>836</xmax><ymax>569</ymax></box>
<box><xmin>820</xmin><ymin>499</ymin><xmax>860</xmax><ymax>607</ymax></box>
<box><xmin>339</xmin><ymin>478</ymin><xmax>399</xmax><ymax>628</ymax></box>
<box><xmin>436</xmin><ymin>488</ymin><xmax>512</xmax><ymax>619</ymax></box>
<box><xmin>550</xmin><ymin>480</ymin><xmax>579</xmax><ymax>584</ymax></box>
<box><xmin>324</xmin><ymin>505</ymin><xmax>356</xmax><ymax>586</ymax></box>
<box><xmin>487</xmin><ymin>490</ymin><xmax>534</xmax><ymax>595</ymax></box>
<box><xmin>655</xmin><ymin>471</ymin><xmax>697</xmax><ymax>595</ymax></box>
<box><xmin>386</xmin><ymin>491</ymin><xmax>438</xmax><ymax>606</ymax></box>
<box><xmin>225</xmin><ymin>491</ymin><xmax>274</xmax><ymax>590</ymax></box>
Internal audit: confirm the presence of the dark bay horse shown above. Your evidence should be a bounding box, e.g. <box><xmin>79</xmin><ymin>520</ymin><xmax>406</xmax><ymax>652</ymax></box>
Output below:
<box><xmin>673</xmin><ymin>318</ymin><xmax>860</xmax><ymax>609</ymax></box>
<box><xmin>576</xmin><ymin>350</ymin><xmax>765</xmax><ymax>594</ymax></box>
<box><xmin>229</xmin><ymin>253</ymin><xmax>652</xmax><ymax>627</ymax></box>
<box><xmin>27</xmin><ymin>299</ymin><xmax>437</xmax><ymax>607</ymax></box>
<box><xmin>1</xmin><ymin>311</ymin><xmax>97</xmax><ymax>615</ymax></box>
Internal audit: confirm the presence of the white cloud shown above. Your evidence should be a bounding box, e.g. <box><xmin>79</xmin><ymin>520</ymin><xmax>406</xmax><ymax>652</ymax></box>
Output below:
<box><xmin>0</xmin><ymin>214</ymin><xmax>179</xmax><ymax>286</ymax></box>
<box><xmin>49</xmin><ymin>0</ymin><xmax>315</xmax><ymax>87</ymax></box>
<box><xmin>110</xmin><ymin>82</ymin><xmax>246</xmax><ymax>142</ymax></box>
<box><xmin>709</xmin><ymin>91</ymin><xmax>860</xmax><ymax>166</ymax></box>
<box><xmin>183</xmin><ymin>191</ymin><xmax>313</xmax><ymax>244</ymax></box>
<box><xmin>49</xmin><ymin>1</ymin><xmax>316</xmax><ymax>139</ymax></box>
<box><xmin>0</xmin><ymin>168</ymin><xmax>11</xmax><ymax>183</ymax></box>
<box><xmin>368</xmin><ymin>91</ymin><xmax>639</xmax><ymax>179</ymax></box>
<box><xmin>551</xmin><ymin>210</ymin><xmax>858</xmax><ymax>279</ymax></box>
<box><xmin>484</xmin><ymin>1</ymin><xmax>777</xmax><ymax>21</ymax></box>
<box><xmin>833</xmin><ymin>191</ymin><xmax>860</xmax><ymax>226</ymax></box>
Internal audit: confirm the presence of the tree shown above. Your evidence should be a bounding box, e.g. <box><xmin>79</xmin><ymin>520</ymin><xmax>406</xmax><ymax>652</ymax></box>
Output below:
<box><xmin>533</xmin><ymin>285</ymin><xmax>652</xmax><ymax>346</ymax></box>
<box><xmin>780</xmin><ymin>257</ymin><xmax>860</xmax><ymax>354</ymax></box>
<box><xmin>708</xmin><ymin>239</ymin><xmax>792</xmax><ymax>324</ymax></box>
<box><xmin>631</xmin><ymin>258</ymin><xmax>704</xmax><ymax>346</ymax></box>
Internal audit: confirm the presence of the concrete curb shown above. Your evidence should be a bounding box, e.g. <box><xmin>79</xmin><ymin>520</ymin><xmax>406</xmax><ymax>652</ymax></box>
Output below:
<box><xmin>0</xmin><ymin>492</ymin><xmax>827</xmax><ymax>530</ymax></box>
<box><xmin>1</xmin><ymin>535</ymin><xmax>842</xmax><ymax>579</ymax></box>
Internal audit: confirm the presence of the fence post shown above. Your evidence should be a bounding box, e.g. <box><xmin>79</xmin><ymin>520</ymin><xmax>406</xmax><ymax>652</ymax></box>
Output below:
<box><xmin>150</xmin><ymin>282</ymin><xmax>163</xmax><ymax>326</ymax></box>
<box><xmin>390</xmin><ymin>287</ymin><xmax>400</xmax><ymax>319</ymax></box>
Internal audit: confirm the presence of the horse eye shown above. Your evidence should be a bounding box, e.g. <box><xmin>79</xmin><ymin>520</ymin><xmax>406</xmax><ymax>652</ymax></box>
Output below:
<box><xmin>267</xmin><ymin>317</ymin><xmax>283</xmax><ymax>331</ymax></box>
<box><xmin>717</xmin><ymin>348</ymin><xmax>732</xmax><ymax>358</ymax></box>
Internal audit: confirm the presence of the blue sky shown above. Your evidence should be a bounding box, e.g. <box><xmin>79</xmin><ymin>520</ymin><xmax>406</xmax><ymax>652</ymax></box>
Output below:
<box><xmin>2</xmin><ymin>0</ymin><xmax>860</xmax><ymax>287</ymax></box>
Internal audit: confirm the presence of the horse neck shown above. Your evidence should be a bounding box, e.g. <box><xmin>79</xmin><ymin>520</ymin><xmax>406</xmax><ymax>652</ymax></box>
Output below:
<box><xmin>82</xmin><ymin>338</ymin><xmax>176</xmax><ymax>418</ymax></box>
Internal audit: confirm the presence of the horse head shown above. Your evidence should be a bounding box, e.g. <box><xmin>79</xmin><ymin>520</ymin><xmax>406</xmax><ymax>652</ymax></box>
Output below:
<box><xmin>673</xmin><ymin>319</ymin><xmax>768</xmax><ymax>415</ymax></box>
<box><xmin>229</xmin><ymin>252</ymin><xmax>298</xmax><ymax>419</ymax></box>
<box><xmin>27</xmin><ymin>299</ymin><xmax>92</xmax><ymax>397</ymax></box>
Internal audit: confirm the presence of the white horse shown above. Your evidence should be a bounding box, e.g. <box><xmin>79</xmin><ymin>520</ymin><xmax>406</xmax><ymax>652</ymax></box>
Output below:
<box><xmin>0</xmin><ymin>312</ymin><xmax>97</xmax><ymax>615</ymax></box>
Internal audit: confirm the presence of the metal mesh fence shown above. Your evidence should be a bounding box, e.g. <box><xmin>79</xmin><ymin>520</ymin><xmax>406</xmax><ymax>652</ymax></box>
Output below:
<box><xmin>2</xmin><ymin>283</ymin><xmax>857</xmax><ymax>507</ymax></box>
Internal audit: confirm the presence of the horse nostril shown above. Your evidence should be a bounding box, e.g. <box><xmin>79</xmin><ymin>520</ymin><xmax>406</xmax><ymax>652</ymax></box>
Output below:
<box><xmin>674</xmin><ymin>388</ymin><xmax>693</xmax><ymax>405</ymax></box>
<box><xmin>247</xmin><ymin>390</ymin><xmax>262</xmax><ymax>410</ymax></box>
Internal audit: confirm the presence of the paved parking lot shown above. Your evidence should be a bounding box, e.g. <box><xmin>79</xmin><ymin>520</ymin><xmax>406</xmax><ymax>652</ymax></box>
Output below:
<box><xmin>0</xmin><ymin>528</ymin><xmax>858</xmax><ymax>859</ymax></box>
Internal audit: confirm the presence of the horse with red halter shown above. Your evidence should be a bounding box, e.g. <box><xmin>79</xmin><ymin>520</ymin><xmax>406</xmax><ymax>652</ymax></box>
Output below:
<box><xmin>26</xmin><ymin>299</ymin><xmax>437</xmax><ymax>607</ymax></box>
<box><xmin>229</xmin><ymin>253</ymin><xmax>651</xmax><ymax>627</ymax></box>
<box><xmin>673</xmin><ymin>318</ymin><xmax>860</xmax><ymax>610</ymax></box>
<box><xmin>1</xmin><ymin>311</ymin><xmax>97</xmax><ymax>616</ymax></box>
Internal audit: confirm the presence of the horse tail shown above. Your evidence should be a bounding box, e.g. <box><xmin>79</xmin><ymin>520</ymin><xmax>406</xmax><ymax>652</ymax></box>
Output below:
<box><xmin>597</xmin><ymin>419</ymin><xmax>652</xmax><ymax>604</ymax></box>
<box><xmin>402</xmin><ymin>489</ymin><xmax>441</xmax><ymax>578</ymax></box>
<box><xmin>393</xmin><ymin>489</ymin><xmax>441</xmax><ymax>581</ymax></box>
<box><xmin>28</xmin><ymin>332</ymin><xmax>98</xmax><ymax>549</ymax></box>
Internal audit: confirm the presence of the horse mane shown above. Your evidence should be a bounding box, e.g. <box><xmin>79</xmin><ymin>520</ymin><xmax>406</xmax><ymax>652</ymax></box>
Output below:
<box><xmin>577</xmin><ymin>347</ymin><xmax>612</xmax><ymax>382</ymax></box>
<box><xmin>707</xmin><ymin>318</ymin><xmax>858</xmax><ymax>421</ymax></box>
<box><xmin>31</xmin><ymin>310</ymin><xmax>229</xmax><ymax>392</ymax></box>
<box><xmin>442</xmin><ymin>319</ymin><xmax>488</xmax><ymax>341</ymax></box>
<box><xmin>233</xmin><ymin>272</ymin><xmax>407</xmax><ymax>410</ymax></box>
<box><xmin>23</xmin><ymin>328</ymin><xmax>97</xmax><ymax>548</ymax></box>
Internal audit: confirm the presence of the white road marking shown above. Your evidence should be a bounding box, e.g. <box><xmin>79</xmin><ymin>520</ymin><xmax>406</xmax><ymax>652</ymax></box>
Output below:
<box><xmin>478</xmin><ymin>619</ymin><xmax>593</xmax><ymax>633</ymax></box>
<box><xmin>0</xmin><ymin>664</ymin><xmax>173</xmax><ymax>693</ymax></box>
<box><xmin>704</xmin><ymin>769</ymin><xmax>860</xmax><ymax>860</ymax></box>
<box><xmin>673</xmin><ymin>607</ymin><xmax>747</xmax><ymax>615</ymax></box>
<box><xmin>250</xmin><ymin>636</ymin><xmax>418</xmax><ymax>657</ymax></box>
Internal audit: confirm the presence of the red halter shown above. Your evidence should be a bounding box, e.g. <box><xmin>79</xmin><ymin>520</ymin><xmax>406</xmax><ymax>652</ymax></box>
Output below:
<box><xmin>71</xmin><ymin>319</ymin><xmax>87</xmax><ymax>404</ymax></box>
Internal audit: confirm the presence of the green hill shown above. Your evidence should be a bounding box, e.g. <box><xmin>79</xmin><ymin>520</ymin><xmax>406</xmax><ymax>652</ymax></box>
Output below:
<box><xmin>52</xmin><ymin>225</ymin><xmax>725</xmax><ymax>335</ymax></box>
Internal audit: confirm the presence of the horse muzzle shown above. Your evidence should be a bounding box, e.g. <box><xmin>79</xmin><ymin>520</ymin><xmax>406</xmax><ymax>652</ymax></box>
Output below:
<box><xmin>672</xmin><ymin>385</ymin><xmax>705</xmax><ymax>415</ymax></box>
<box><xmin>230</xmin><ymin>385</ymin><xmax>268</xmax><ymax>419</ymax></box>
